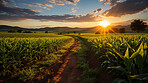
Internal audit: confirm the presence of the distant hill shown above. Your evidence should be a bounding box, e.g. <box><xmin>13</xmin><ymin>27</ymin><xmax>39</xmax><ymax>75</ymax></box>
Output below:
<box><xmin>0</xmin><ymin>25</ymin><xmax>98</xmax><ymax>32</ymax></box>
<box><xmin>0</xmin><ymin>25</ymin><xmax>147</xmax><ymax>32</ymax></box>
<box><xmin>0</xmin><ymin>25</ymin><xmax>28</xmax><ymax>31</ymax></box>
<box><xmin>39</xmin><ymin>27</ymin><xmax>71</xmax><ymax>31</ymax></box>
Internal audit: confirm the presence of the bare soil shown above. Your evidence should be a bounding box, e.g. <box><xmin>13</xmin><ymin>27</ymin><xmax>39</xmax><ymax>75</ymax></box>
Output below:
<box><xmin>59</xmin><ymin>49</ymin><xmax>81</xmax><ymax>83</ymax></box>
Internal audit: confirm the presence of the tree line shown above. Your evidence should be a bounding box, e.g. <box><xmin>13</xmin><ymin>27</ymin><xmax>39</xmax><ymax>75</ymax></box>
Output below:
<box><xmin>8</xmin><ymin>30</ymin><xmax>36</xmax><ymax>33</ymax></box>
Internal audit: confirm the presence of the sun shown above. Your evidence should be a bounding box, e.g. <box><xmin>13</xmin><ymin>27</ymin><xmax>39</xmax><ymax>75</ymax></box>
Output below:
<box><xmin>96</xmin><ymin>20</ymin><xmax>115</xmax><ymax>34</ymax></box>
<box><xmin>99</xmin><ymin>20</ymin><xmax>110</xmax><ymax>27</ymax></box>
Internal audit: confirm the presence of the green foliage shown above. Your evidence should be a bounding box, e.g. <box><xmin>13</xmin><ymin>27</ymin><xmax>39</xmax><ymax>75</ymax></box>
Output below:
<box><xmin>45</xmin><ymin>31</ymin><xmax>48</xmax><ymax>33</ymax></box>
<box><xmin>130</xmin><ymin>74</ymin><xmax>148</xmax><ymax>80</ymax></box>
<box><xmin>17</xmin><ymin>30</ymin><xmax>23</xmax><ymax>33</ymax></box>
<box><xmin>0</xmin><ymin>34</ymin><xmax>72</xmax><ymax>78</ymax></box>
<box><xmin>130</xmin><ymin>19</ymin><xmax>147</xmax><ymax>33</ymax></box>
<box><xmin>80</xmin><ymin>33</ymin><xmax>148</xmax><ymax>83</ymax></box>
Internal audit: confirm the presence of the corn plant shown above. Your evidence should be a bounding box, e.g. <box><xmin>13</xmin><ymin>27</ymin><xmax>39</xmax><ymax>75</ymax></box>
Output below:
<box><xmin>0</xmin><ymin>37</ymin><xmax>72</xmax><ymax>77</ymax></box>
<box><xmin>80</xmin><ymin>33</ymin><xmax>148</xmax><ymax>83</ymax></box>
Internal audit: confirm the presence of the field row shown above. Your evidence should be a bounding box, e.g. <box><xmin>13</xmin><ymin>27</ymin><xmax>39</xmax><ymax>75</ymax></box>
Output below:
<box><xmin>80</xmin><ymin>34</ymin><xmax>148</xmax><ymax>83</ymax></box>
<box><xmin>0</xmin><ymin>35</ymin><xmax>73</xmax><ymax>80</ymax></box>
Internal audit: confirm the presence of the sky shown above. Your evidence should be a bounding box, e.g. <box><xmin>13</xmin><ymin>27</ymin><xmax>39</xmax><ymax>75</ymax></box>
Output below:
<box><xmin>0</xmin><ymin>0</ymin><xmax>148</xmax><ymax>28</ymax></box>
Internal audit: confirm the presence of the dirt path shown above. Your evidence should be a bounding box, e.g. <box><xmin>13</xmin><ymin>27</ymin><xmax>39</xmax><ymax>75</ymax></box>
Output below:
<box><xmin>50</xmin><ymin>37</ymin><xmax>81</xmax><ymax>83</ymax></box>
<box><xmin>3</xmin><ymin>36</ymin><xmax>114</xmax><ymax>83</ymax></box>
<box><xmin>57</xmin><ymin>37</ymin><xmax>113</xmax><ymax>83</ymax></box>
<box><xmin>59</xmin><ymin>49</ymin><xmax>81</xmax><ymax>83</ymax></box>
<box><xmin>54</xmin><ymin>37</ymin><xmax>114</xmax><ymax>83</ymax></box>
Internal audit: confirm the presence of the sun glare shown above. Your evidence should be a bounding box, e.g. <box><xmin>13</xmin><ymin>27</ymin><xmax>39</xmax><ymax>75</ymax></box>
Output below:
<box><xmin>99</xmin><ymin>20</ymin><xmax>110</xmax><ymax>27</ymax></box>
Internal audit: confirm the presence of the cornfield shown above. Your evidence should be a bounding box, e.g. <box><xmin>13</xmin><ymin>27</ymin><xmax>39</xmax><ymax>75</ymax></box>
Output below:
<box><xmin>0</xmin><ymin>33</ymin><xmax>72</xmax><ymax>77</ymax></box>
<box><xmin>80</xmin><ymin>33</ymin><xmax>148</xmax><ymax>83</ymax></box>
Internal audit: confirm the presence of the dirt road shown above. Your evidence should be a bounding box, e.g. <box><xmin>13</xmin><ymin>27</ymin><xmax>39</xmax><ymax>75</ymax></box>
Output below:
<box><xmin>50</xmin><ymin>37</ymin><xmax>81</xmax><ymax>83</ymax></box>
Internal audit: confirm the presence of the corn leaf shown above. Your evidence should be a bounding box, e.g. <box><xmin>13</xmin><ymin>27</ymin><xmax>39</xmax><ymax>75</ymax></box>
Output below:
<box><xmin>130</xmin><ymin>74</ymin><xmax>148</xmax><ymax>80</ymax></box>
<box><xmin>112</xmin><ymin>49</ymin><xmax>124</xmax><ymax>59</ymax></box>
<box><xmin>124</xmin><ymin>47</ymin><xmax>129</xmax><ymax>59</ymax></box>
<box><xmin>107</xmin><ymin>66</ymin><xmax>126</xmax><ymax>74</ymax></box>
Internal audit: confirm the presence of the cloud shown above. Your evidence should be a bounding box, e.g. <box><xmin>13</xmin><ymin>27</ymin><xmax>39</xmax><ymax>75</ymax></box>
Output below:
<box><xmin>113</xmin><ymin>19</ymin><xmax>148</xmax><ymax>25</ymax></box>
<box><xmin>71</xmin><ymin>8</ymin><xmax>77</xmax><ymax>13</ymax></box>
<box><xmin>55</xmin><ymin>3</ymin><xmax>65</xmax><ymax>5</ymax></box>
<box><xmin>0</xmin><ymin>13</ymin><xmax>101</xmax><ymax>22</ymax></box>
<box><xmin>3</xmin><ymin>0</ymin><xmax>16</xmax><ymax>7</ymax></box>
<box><xmin>103</xmin><ymin>0</ymin><xmax>121</xmax><ymax>6</ymax></box>
<box><xmin>0</xmin><ymin>0</ymin><xmax>100</xmax><ymax>22</ymax></box>
<box><xmin>0</xmin><ymin>15</ymin><xmax>28</xmax><ymax>21</ymax></box>
<box><xmin>66</xmin><ymin>0</ymin><xmax>74</xmax><ymax>3</ymax></box>
<box><xmin>66</xmin><ymin>0</ymin><xmax>80</xmax><ymax>5</ymax></box>
<box><xmin>101</xmin><ymin>0</ymin><xmax>148</xmax><ymax>17</ymax></box>
<box><xmin>24</xmin><ymin>3</ymin><xmax>53</xmax><ymax>10</ymax></box>
<box><xmin>71</xmin><ymin>7</ymin><xmax>79</xmax><ymax>13</ymax></box>
<box><xmin>0</xmin><ymin>1</ymin><xmax>39</xmax><ymax>16</ymax></box>
<box><xmin>47</xmin><ymin>0</ymin><xmax>80</xmax><ymax>5</ymax></box>
<box><xmin>4</xmin><ymin>0</ymin><xmax>14</xmax><ymax>3</ymax></box>
<box><xmin>0</xmin><ymin>0</ymin><xmax>7</xmax><ymax>5</ymax></box>
<box><xmin>93</xmin><ymin>8</ymin><xmax>103</xmax><ymax>14</ymax></box>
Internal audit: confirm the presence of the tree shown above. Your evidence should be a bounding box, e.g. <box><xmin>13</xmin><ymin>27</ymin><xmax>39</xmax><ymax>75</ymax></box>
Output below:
<box><xmin>130</xmin><ymin>19</ymin><xmax>147</xmax><ymax>33</ymax></box>
<box><xmin>45</xmin><ymin>31</ymin><xmax>48</xmax><ymax>33</ymax></box>
<box><xmin>8</xmin><ymin>30</ymin><xmax>16</xmax><ymax>33</ymax></box>
<box><xmin>73</xmin><ymin>31</ymin><xmax>76</xmax><ymax>33</ymax></box>
<box><xmin>17</xmin><ymin>29</ymin><xmax>23</xmax><ymax>33</ymax></box>
<box><xmin>23</xmin><ymin>31</ymin><xmax>32</xmax><ymax>33</ymax></box>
